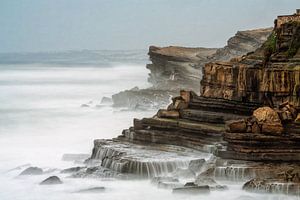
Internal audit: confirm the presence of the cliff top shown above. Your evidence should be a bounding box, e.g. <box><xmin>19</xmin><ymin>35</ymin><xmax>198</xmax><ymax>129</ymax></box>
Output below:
<box><xmin>149</xmin><ymin>46</ymin><xmax>217</xmax><ymax>62</ymax></box>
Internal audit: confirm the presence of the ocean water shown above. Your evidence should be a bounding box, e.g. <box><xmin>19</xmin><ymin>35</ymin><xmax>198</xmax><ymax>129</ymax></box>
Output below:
<box><xmin>0</xmin><ymin>51</ymin><xmax>297</xmax><ymax>200</ymax></box>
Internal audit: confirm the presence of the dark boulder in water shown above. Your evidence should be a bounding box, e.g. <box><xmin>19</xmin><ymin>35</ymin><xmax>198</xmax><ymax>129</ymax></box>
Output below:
<box><xmin>19</xmin><ymin>167</ymin><xmax>43</xmax><ymax>175</ymax></box>
<box><xmin>40</xmin><ymin>176</ymin><xmax>63</xmax><ymax>185</ymax></box>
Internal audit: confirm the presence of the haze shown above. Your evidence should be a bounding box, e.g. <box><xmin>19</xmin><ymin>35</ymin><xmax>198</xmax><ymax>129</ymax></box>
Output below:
<box><xmin>0</xmin><ymin>0</ymin><xmax>299</xmax><ymax>53</ymax></box>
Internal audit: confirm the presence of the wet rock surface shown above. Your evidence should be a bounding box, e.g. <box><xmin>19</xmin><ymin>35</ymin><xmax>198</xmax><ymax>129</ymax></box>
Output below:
<box><xmin>90</xmin><ymin>139</ymin><xmax>210</xmax><ymax>178</ymax></box>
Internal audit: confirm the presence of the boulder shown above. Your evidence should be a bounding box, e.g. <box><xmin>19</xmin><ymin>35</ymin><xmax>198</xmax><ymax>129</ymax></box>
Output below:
<box><xmin>253</xmin><ymin>107</ymin><xmax>281</xmax><ymax>124</ymax></box>
<box><xmin>40</xmin><ymin>176</ymin><xmax>63</xmax><ymax>185</ymax></box>
<box><xmin>19</xmin><ymin>167</ymin><xmax>43</xmax><ymax>175</ymax></box>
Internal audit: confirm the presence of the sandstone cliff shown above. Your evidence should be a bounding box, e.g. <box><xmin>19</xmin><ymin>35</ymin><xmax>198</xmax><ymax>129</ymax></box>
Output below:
<box><xmin>112</xmin><ymin>28</ymin><xmax>272</xmax><ymax>109</ymax></box>
<box><xmin>147</xmin><ymin>28</ymin><xmax>272</xmax><ymax>92</ymax></box>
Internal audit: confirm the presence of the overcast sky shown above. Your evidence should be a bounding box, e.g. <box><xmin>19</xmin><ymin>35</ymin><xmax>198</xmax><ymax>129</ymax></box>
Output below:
<box><xmin>0</xmin><ymin>0</ymin><xmax>299</xmax><ymax>53</ymax></box>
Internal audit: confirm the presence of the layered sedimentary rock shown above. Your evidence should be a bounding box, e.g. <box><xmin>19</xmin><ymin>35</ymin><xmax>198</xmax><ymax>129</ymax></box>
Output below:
<box><xmin>112</xmin><ymin>28</ymin><xmax>272</xmax><ymax>109</ymax></box>
<box><xmin>148</xmin><ymin>28</ymin><xmax>272</xmax><ymax>92</ymax></box>
<box><xmin>90</xmin><ymin>139</ymin><xmax>210</xmax><ymax>178</ymax></box>
<box><xmin>88</xmin><ymin>10</ymin><xmax>300</xmax><ymax>197</ymax></box>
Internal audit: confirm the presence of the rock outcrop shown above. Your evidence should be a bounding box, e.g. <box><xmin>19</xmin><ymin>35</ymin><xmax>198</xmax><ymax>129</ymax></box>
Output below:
<box><xmin>87</xmin><ymin>10</ymin><xmax>300</xmax><ymax>197</ymax></box>
<box><xmin>112</xmin><ymin>28</ymin><xmax>272</xmax><ymax>109</ymax></box>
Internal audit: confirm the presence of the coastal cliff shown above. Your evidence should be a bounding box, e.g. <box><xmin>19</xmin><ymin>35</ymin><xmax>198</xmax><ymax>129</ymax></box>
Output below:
<box><xmin>112</xmin><ymin>28</ymin><xmax>272</xmax><ymax>109</ymax></box>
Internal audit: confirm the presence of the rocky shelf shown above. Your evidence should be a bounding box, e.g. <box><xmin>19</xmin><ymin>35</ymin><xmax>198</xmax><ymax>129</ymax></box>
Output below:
<box><xmin>84</xmin><ymin>10</ymin><xmax>300</xmax><ymax>196</ymax></box>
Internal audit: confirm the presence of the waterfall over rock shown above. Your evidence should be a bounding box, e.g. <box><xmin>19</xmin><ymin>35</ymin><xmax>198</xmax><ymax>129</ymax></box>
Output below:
<box><xmin>90</xmin><ymin>140</ymin><xmax>211</xmax><ymax>178</ymax></box>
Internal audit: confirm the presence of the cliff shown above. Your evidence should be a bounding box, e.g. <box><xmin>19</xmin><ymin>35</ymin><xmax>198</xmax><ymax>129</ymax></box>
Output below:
<box><xmin>112</xmin><ymin>28</ymin><xmax>272</xmax><ymax>109</ymax></box>
<box><xmin>147</xmin><ymin>28</ymin><xmax>272</xmax><ymax>92</ymax></box>
<box><xmin>75</xmin><ymin>10</ymin><xmax>300</xmax><ymax>197</ymax></box>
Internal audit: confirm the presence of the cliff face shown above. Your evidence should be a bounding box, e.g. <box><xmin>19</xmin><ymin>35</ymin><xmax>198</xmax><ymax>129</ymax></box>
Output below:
<box><xmin>112</xmin><ymin>28</ymin><xmax>272</xmax><ymax>109</ymax></box>
<box><xmin>147</xmin><ymin>28</ymin><xmax>272</xmax><ymax>92</ymax></box>
<box><xmin>147</xmin><ymin>46</ymin><xmax>217</xmax><ymax>91</ymax></box>
<box><xmin>201</xmin><ymin>23</ymin><xmax>300</xmax><ymax>109</ymax></box>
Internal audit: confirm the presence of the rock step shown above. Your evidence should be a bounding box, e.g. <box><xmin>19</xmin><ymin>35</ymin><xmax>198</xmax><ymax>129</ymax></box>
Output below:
<box><xmin>120</xmin><ymin>129</ymin><xmax>222</xmax><ymax>152</ymax></box>
<box><xmin>218</xmin><ymin>150</ymin><xmax>300</xmax><ymax>161</ymax></box>
<box><xmin>180</xmin><ymin>109</ymin><xmax>246</xmax><ymax>124</ymax></box>
<box><xmin>136</xmin><ymin>117</ymin><xmax>224</xmax><ymax>136</ymax></box>
<box><xmin>91</xmin><ymin>140</ymin><xmax>211</xmax><ymax>178</ymax></box>
<box><xmin>189</xmin><ymin>96</ymin><xmax>261</xmax><ymax>115</ymax></box>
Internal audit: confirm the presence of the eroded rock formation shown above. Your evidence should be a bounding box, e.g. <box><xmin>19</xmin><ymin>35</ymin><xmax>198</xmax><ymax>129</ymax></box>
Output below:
<box><xmin>88</xmin><ymin>10</ymin><xmax>300</xmax><ymax>197</ymax></box>
<box><xmin>112</xmin><ymin>28</ymin><xmax>272</xmax><ymax>109</ymax></box>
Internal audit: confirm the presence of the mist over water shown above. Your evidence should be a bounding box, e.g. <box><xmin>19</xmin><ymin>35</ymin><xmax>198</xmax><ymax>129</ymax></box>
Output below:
<box><xmin>0</xmin><ymin>51</ymin><xmax>296</xmax><ymax>200</ymax></box>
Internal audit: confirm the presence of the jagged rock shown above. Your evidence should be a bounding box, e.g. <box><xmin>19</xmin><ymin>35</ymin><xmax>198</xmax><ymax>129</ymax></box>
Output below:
<box><xmin>76</xmin><ymin>187</ymin><xmax>105</xmax><ymax>193</ymax></box>
<box><xmin>19</xmin><ymin>167</ymin><xmax>43</xmax><ymax>175</ymax></box>
<box><xmin>40</xmin><ymin>176</ymin><xmax>62</xmax><ymax>185</ymax></box>
<box><xmin>172</xmin><ymin>185</ymin><xmax>210</xmax><ymax>194</ymax></box>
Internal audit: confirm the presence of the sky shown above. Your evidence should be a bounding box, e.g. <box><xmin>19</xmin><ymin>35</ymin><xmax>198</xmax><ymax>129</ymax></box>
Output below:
<box><xmin>0</xmin><ymin>0</ymin><xmax>299</xmax><ymax>53</ymax></box>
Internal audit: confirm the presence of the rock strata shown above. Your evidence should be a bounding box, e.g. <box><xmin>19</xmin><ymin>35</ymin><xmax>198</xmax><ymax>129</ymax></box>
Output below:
<box><xmin>112</xmin><ymin>28</ymin><xmax>272</xmax><ymax>109</ymax></box>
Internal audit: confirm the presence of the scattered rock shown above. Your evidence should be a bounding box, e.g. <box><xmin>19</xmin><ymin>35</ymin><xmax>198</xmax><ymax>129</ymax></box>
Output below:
<box><xmin>40</xmin><ymin>176</ymin><xmax>63</xmax><ymax>185</ymax></box>
<box><xmin>19</xmin><ymin>167</ymin><xmax>43</xmax><ymax>175</ymax></box>
<box><xmin>80</xmin><ymin>104</ymin><xmax>90</xmax><ymax>107</ymax></box>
